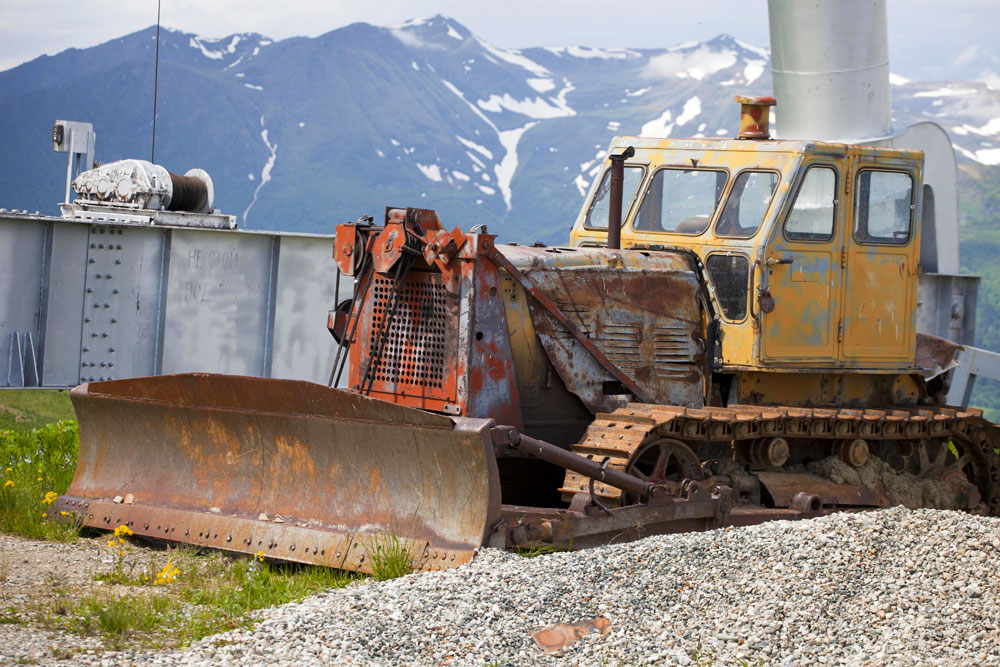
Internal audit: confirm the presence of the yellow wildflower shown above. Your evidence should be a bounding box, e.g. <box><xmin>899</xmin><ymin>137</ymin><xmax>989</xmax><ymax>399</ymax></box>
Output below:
<box><xmin>42</xmin><ymin>491</ymin><xmax>58</xmax><ymax>505</ymax></box>
<box><xmin>4</xmin><ymin>467</ymin><xmax>11</xmax><ymax>473</ymax></box>
<box><xmin>108</xmin><ymin>540</ymin><xmax>115</xmax><ymax>548</ymax></box>
<box><xmin>255</xmin><ymin>550</ymin><xmax>265</xmax><ymax>562</ymax></box>
<box><xmin>113</xmin><ymin>524</ymin><xmax>134</xmax><ymax>538</ymax></box>
<box><xmin>153</xmin><ymin>561</ymin><xmax>180</xmax><ymax>585</ymax></box>
<box><xmin>36</xmin><ymin>477</ymin><xmax>43</xmax><ymax>482</ymax></box>
<box><xmin>60</xmin><ymin>511</ymin><xmax>68</xmax><ymax>516</ymax></box>
<box><xmin>3</xmin><ymin>480</ymin><xmax>12</xmax><ymax>489</ymax></box>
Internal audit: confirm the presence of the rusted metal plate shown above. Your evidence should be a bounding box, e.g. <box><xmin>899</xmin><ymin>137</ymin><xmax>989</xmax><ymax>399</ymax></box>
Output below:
<box><xmin>756</xmin><ymin>472</ymin><xmax>890</xmax><ymax>508</ymax></box>
<box><xmin>56</xmin><ymin>374</ymin><xmax>501</xmax><ymax>574</ymax></box>
<box><xmin>915</xmin><ymin>332</ymin><xmax>963</xmax><ymax>378</ymax></box>
<box><xmin>520</xmin><ymin>265</ymin><xmax>703</xmax><ymax>413</ymax></box>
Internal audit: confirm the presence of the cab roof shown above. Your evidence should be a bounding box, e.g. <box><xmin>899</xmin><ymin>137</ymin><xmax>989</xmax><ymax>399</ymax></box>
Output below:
<box><xmin>610</xmin><ymin>135</ymin><xmax>924</xmax><ymax>163</ymax></box>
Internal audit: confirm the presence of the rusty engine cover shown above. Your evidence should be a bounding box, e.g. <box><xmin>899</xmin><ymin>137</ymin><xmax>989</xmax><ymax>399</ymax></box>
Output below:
<box><xmin>497</xmin><ymin>245</ymin><xmax>706</xmax><ymax>415</ymax></box>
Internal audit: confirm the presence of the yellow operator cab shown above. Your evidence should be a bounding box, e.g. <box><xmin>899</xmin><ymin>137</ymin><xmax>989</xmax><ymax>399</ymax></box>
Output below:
<box><xmin>570</xmin><ymin>130</ymin><xmax>925</xmax><ymax>390</ymax></box>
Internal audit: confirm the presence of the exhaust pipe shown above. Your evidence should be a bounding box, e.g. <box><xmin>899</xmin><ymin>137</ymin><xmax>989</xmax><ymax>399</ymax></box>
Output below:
<box><xmin>606</xmin><ymin>146</ymin><xmax>635</xmax><ymax>250</ymax></box>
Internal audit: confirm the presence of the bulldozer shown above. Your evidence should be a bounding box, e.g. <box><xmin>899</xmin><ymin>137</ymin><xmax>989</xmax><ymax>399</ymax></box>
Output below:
<box><xmin>54</xmin><ymin>97</ymin><xmax>1000</xmax><ymax>574</ymax></box>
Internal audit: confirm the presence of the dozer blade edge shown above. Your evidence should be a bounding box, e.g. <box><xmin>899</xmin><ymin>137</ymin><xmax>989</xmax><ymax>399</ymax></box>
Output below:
<box><xmin>54</xmin><ymin>374</ymin><xmax>502</xmax><ymax>574</ymax></box>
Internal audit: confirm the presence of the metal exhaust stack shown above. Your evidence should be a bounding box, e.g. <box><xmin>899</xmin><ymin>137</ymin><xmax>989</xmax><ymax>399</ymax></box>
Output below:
<box><xmin>606</xmin><ymin>146</ymin><xmax>635</xmax><ymax>250</ymax></box>
<box><xmin>767</xmin><ymin>0</ymin><xmax>891</xmax><ymax>142</ymax></box>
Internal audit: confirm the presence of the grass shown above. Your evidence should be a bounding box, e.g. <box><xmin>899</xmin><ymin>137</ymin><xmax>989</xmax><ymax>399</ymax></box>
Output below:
<box><xmin>514</xmin><ymin>543</ymin><xmax>557</xmax><ymax>559</ymax></box>
<box><xmin>42</xmin><ymin>547</ymin><xmax>359</xmax><ymax>650</ymax></box>
<box><xmin>0</xmin><ymin>389</ymin><xmax>75</xmax><ymax>432</ymax></box>
<box><xmin>0</xmin><ymin>420</ymin><xmax>80</xmax><ymax>541</ymax></box>
<box><xmin>367</xmin><ymin>532</ymin><xmax>415</xmax><ymax>580</ymax></box>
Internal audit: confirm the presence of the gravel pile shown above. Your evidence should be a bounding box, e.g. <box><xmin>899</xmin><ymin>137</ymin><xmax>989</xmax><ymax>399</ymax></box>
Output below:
<box><xmin>85</xmin><ymin>507</ymin><xmax>998</xmax><ymax>667</ymax></box>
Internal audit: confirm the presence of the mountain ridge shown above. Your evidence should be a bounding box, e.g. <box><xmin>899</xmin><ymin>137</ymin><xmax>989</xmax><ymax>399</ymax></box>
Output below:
<box><xmin>2</xmin><ymin>16</ymin><xmax>1000</xmax><ymax>246</ymax></box>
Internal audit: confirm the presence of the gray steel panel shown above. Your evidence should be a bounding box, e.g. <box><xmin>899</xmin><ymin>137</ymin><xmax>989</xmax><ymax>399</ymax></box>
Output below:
<box><xmin>161</xmin><ymin>230</ymin><xmax>274</xmax><ymax>375</ymax></box>
<box><xmin>78</xmin><ymin>225</ymin><xmax>167</xmax><ymax>383</ymax></box>
<box><xmin>41</xmin><ymin>222</ymin><xmax>89</xmax><ymax>386</ymax></box>
<box><xmin>270</xmin><ymin>236</ymin><xmax>340</xmax><ymax>383</ymax></box>
<box><xmin>916</xmin><ymin>273</ymin><xmax>979</xmax><ymax>346</ymax></box>
<box><xmin>0</xmin><ymin>218</ymin><xmax>47</xmax><ymax>386</ymax></box>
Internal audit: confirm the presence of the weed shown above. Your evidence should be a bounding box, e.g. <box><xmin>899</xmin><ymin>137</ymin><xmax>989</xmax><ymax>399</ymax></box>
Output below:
<box><xmin>0</xmin><ymin>420</ymin><xmax>80</xmax><ymax>541</ymax></box>
<box><xmin>0</xmin><ymin>608</ymin><xmax>23</xmax><ymax>624</ymax></box>
<box><xmin>514</xmin><ymin>543</ymin><xmax>556</xmax><ymax>558</ymax></box>
<box><xmin>366</xmin><ymin>532</ymin><xmax>415</xmax><ymax>580</ymax></box>
<box><xmin>49</xmin><ymin>548</ymin><xmax>359</xmax><ymax>649</ymax></box>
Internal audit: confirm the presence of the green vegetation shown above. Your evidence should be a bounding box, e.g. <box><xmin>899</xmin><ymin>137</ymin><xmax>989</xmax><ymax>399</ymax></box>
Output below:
<box><xmin>367</xmin><ymin>532</ymin><xmax>415</xmax><ymax>581</ymax></box>
<box><xmin>0</xmin><ymin>389</ymin><xmax>75</xmax><ymax>432</ymax></box>
<box><xmin>0</xmin><ymin>420</ymin><xmax>79</xmax><ymax>541</ymax></box>
<box><xmin>958</xmin><ymin>164</ymin><xmax>1000</xmax><ymax>421</ymax></box>
<box><xmin>44</xmin><ymin>547</ymin><xmax>358</xmax><ymax>650</ymax></box>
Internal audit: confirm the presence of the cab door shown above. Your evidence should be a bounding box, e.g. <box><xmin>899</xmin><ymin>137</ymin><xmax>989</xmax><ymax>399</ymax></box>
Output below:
<box><xmin>840</xmin><ymin>159</ymin><xmax>920</xmax><ymax>363</ymax></box>
<box><xmin>760</xmin><ymin>161</ymin><xmax>845</xmax><ymax>363</ymax></box>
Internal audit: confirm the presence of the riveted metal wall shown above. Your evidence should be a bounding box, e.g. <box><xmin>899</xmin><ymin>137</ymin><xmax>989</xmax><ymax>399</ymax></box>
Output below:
<box><xmin>0</xmin><ymin>211</ymin><xmax>345</xmax><ymax>388</ymax></box>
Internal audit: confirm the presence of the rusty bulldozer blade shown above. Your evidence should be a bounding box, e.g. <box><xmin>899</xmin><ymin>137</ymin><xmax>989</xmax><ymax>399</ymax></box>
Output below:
<box><xmin>54</xmin><ymin>374</ymin><xmax>502</xmax><ymax>574</ymax></box>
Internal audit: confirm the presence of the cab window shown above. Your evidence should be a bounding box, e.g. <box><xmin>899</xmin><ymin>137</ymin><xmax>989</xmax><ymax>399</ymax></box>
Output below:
<box><xmin>784</xmin><ymin>166</ymin><xmax>837</xmax><ymax>241</ymax></box>
<box><xmin>706</xmin><ymin>254</ymin><xmax>750</xmax><ymax>321</ymax></box>
<box><xmin>714</xmin><ymin>170</ymin><xmax>779</xmax><ymax>238</ymax></box>
<box><xmin>633</xmin><ymin>168</ymin><xmax>727</xmax><ymax>234</ymax></box>
<box><xmin>583</xmin><ymin>166</ymin><xmax>645</xmax><ymax>229</ymax></box>
<box><xmin>854</xmin><ymin>170</ymin><xmax>913</xmax><ymax>244</ymax></box>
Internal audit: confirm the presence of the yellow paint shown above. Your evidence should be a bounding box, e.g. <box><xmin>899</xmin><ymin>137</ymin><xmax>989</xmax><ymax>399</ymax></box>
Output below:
<box><xmin>568</xmin><ymin>136</ymin><xmax>924</xmax><ymax>375</ymax></box>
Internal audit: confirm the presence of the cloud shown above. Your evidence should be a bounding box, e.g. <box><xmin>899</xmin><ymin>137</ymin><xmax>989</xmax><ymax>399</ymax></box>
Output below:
<box><xmin>642</xmin><ymin>45</ymin><xmax>736</xmax><ymax>80</ymax></box>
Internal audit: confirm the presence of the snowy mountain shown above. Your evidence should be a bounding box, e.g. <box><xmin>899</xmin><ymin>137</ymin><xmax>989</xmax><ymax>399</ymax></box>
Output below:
<box><xmin>2</xmin><ymin>16</ymin><xmax>1000</xmax><ymax>244</ymax></box>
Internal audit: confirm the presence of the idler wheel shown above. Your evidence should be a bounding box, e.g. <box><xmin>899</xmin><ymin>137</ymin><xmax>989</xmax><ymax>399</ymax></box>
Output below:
<box><xmin>751</xmin><ymin>437</ymin><xmax>789</xmax><ymax>468</ymax></box>
<box><xmin>840</xmin><ymin>438</ymin><xmax>870</xmax><ymax>468</ymax></box>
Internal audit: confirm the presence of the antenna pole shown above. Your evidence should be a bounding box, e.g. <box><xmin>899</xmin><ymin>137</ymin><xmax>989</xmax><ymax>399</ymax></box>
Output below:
<box><xmin>152</xmin><ymin>0</ymin><xmax>162</xmax><ymax>163</ymax></box>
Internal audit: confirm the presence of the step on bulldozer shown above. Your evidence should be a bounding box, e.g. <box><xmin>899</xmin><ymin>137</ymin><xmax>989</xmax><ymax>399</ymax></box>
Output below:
<box><xmin>56</xmin><ymin>98</ymin><xmax>1000</xmax><ymax>574</ymax></box>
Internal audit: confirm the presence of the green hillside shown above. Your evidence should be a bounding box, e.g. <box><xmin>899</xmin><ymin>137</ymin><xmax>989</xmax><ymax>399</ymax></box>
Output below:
<box><xmin>958</xmin><ymin>164</ymin><xmax>1000</xmax><ymax>420</ymax></box>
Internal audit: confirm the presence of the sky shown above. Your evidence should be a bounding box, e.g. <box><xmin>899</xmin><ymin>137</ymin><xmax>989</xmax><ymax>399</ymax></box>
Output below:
<box><xmin>1</xmin><ymin>0</ymin><xmax>999</xmax><ymax>83</ymax></box>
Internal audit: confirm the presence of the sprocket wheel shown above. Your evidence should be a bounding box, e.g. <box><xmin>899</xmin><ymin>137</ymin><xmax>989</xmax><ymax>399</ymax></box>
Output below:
<box><xmin>622</xmin><ymin>438</ymin><xmax>704</xmax><ymax>505</ymax></box>
<box><xmin>910</xmin><ymin>436</ymin><xmax>992</xmax><ymax>513</ymax></box>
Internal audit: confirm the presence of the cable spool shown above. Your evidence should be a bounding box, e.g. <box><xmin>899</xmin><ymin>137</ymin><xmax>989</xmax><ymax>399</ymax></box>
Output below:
<box><xmin>168</xmin><ymin>169</ymin><xmax>214</xmax><ymax>213</ymax></box>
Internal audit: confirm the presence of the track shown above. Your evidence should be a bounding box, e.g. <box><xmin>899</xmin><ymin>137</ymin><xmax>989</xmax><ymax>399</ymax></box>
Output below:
<box><xmin>561</xmin><ymin>403</ymin><xmax>1000</xmax><ymax>516</ymax></box>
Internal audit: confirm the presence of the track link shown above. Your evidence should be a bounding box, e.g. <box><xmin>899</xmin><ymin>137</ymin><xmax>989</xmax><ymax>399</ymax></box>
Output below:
<box><xmin>560</xmin><ymin>403</ymin><xmax>1000</xmax><ymax>515</ymax></box>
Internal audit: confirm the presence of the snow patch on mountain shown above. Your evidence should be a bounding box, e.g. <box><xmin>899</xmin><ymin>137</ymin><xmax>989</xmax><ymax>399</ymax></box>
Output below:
<box><xmin>915</xmin><ymin>87</ymin><xmax>979</xmax><ymax>98</ymax></box>
<box><xmin>190</xmin><ymin>37</ymin><xmax>224</xmax><ymax>60</ymax></box>
<box><xmin>734</xmin><ymin>39</ymin><xmax>769</xmax><ymax>60</ymax></box>
<box><xmin>744</xmin><ymin>60</ymin><xmax>766</xmax><ymax>85</ymax></box>
<box><xmin>496</xmin><ymin>123</ymin><xmax>537</xmax><ymax>208</ymax></box>
<box><xmin>477</xmin><ymin>39</ymin><xmax>550</xmax><ymax>78</ymax></box>
<box><xmin>477</xmin><ymin>92</ymin><xmax>575</xmax><ymax>119</ymax></box>
<box><xmin>457</xmin><ymin>136</ymin><xmax>493</xmax><ymax>159</ymax></box>
<box><xmin>676</xmin><ymin>97</ymin><xmax>701</xmax><ymax>126</ymax></box>
<box><xmin>441</xmin><ymin>79</ymin><xmax>496</xmax><ymax>127</ymax></box>
<box><xmin>641</xmin><ymin>109</ymin><xmax>674</xmax><ymax>137</ymax></box>
<box><xmin>243</xmin><ymin>118</ymin><xmax>278</xmax><ymax>225</ymax></box>
<box><xmin>417</xmin><ymin>163</ymin><xmax>442</xmax><ymax>182</ymax></box>
<box><xmin>528</xmin><ymin>78</ymin><xmax>556</xmax><ymax>93</ymax></box>
<box><xmin>953</xmin><ymin>144</ymin><xmax>1000</xmax><ymax>165</ymax></box>
<box><xmin>543</xmin><ymin>46</ymin><xmax>638</xmax><ymax>60</ymax></box>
